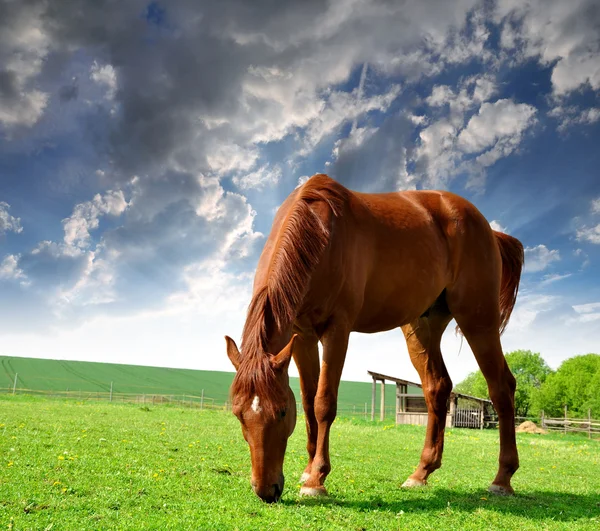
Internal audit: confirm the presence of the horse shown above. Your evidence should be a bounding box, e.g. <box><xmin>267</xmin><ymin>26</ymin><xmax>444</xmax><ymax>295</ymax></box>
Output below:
<box><xmin>225</xmin><ymin>173</ymin><xmax>524</xmax><ymax>503</ymax></box>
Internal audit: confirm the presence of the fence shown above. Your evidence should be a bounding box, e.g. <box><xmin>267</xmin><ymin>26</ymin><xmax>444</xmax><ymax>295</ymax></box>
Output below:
<box><xmin>512</xmin><ymin>410</ymin><xmax>600</xmax><ymax>440</ymax></box>
<box><xmin>540</xmin><ymin>408</ymin><xmax>600</xmax><ymax>439</ymax></box>
<box><xmin>1</xmin><ymin>387</ymin><xmax>397</xmax><ymax>420</ymax></box>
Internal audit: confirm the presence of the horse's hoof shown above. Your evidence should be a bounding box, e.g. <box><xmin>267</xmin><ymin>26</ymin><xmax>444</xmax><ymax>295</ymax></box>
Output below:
<box><xmin>299</xmin><ymin>485</ymin><xmax>328</xmax><ymax>497</ymax></box>
<box><xmin>488</xmin><ymin>483</ymin><xmax>514</xmax><ymax>496</ymax></box>
<box><xmin>299</xmin><ymin>472</ymin><xmax>311</xmax><ymax>484</ymax></box>
<box><xmin>402</xmin><ymin>478</ymin><xmax>427</xmax><ymax>488</ymax></box>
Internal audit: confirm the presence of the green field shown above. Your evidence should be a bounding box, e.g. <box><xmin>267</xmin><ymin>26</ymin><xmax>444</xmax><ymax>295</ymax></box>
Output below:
<box><xmin>1</xmin><ymin>395</ymin><xmax>599</xmax><ymax>530</ymax></box>
<box><xmin>0</xmin><ymin>356</ymin><xmax>418</xmax><ymax>417</ymax></box>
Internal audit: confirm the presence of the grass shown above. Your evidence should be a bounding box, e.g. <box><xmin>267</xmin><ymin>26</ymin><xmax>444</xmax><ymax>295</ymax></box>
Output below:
<box><xmin>0</xmin><ymin>355</ymin><xmax>414</xmax><ymax>415</ymax></box>
<box><xmin>1</xmin><ymin>395</ymin><xmax>599</xmax><ymax>530</ymax></box>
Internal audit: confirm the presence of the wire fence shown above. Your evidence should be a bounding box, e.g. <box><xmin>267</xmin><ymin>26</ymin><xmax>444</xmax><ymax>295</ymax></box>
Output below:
<box><xmin>0</xmin><ymin>387</ymin><xmax>397</xmax><ymax>420</ymax></box>
<box><xmin>4</xmin><ymin>387</ymin><xmax>597</xmax><ymax>437</ymax></box>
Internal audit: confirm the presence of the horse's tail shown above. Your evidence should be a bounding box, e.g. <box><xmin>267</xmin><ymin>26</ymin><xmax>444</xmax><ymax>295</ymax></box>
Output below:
<box><xmin>494</xmin><ymin>231</ymin><xmax>524</xmax><ymax>334</ymax></box>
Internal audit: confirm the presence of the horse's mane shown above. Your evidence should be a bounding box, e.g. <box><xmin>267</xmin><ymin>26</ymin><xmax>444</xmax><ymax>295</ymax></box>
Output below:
<box><xmin>230</xmin><ymin>174</ymin><xmax>347</xmax><ymax>416</ymax></box>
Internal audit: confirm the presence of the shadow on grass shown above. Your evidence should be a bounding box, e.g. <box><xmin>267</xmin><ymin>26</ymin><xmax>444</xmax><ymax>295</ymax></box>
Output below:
<box><xmin>282</xmin><ymin>488</ymin><xmax>600</xmax><ymax>522</ymax></box>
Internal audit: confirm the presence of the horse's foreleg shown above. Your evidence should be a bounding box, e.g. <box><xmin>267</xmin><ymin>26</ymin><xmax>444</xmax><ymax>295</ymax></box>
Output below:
<box><xmin>291</xmin><ymin>325</ymin><xmax>320</xmax><ymax>484</ymax></box>
<box><xmin>299</xmin><ymin>323</ymin><xmax>349</xmax><ymax>497</ymax></box>
<box><xmin>401</xmin><ymin>314</ymin><xmax>452</xmax><ymax>487</ymax></box>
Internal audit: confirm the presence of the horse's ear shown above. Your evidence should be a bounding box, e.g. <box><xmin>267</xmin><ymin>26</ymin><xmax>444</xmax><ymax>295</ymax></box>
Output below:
<box><xmin>225</xmin><ymin>336</ymin><xmax>241</xmax><ymax>371</ymax></box>
<box><xmin>271</xmin><ymin>334</ymin><xmax>298</xmax><ymax>372</ymax></box>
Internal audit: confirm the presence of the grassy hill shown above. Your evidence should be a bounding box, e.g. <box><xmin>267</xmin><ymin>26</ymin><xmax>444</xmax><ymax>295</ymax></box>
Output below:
<box><xmin>0</xmin><ymin>356</ymin><xmax>420</xmax><ymax>416</ymax></box>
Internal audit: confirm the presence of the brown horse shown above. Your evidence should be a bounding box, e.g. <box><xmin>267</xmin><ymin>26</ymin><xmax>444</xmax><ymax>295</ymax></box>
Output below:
<box><xmin>225</xmin><ymin>173</ymin><xmax>524</xmax><ymax>503</ymax></box>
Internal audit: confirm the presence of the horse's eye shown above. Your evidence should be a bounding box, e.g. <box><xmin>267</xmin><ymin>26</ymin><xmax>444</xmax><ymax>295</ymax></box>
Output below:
<box><xmin>280</xmin><ymin>409</ymin><xmax>286</xmax><ymax>418</ymax></box>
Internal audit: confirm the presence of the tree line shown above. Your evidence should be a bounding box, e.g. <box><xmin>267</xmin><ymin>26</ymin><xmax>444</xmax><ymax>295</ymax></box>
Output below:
<box><xmin>454</xmin><ymin>350</ymin><xmax>600</xmax><ymax>418</ymax></box>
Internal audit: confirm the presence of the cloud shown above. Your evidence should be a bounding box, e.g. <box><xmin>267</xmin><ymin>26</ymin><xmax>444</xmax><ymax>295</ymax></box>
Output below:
<box><xmin>549</xmin><ymin>106</ymin><xmax>600</xmax><ymax>131</ymax></box>
<box><xmin>489</xmin><ymin>220</ymin><xmax>508</xmax><ymax>233</ymax></box>
<box><xmin>90</xmin><ymin>61</ymin><xmax>117</xmax><ymax>99</ymax></box>
<box><xmin>576</xmin><ymin>224</ymin><xmax>600</xmax><ymax>244</ymax></box>
<box><xmin>570</xmin><ymin>302</ymin><xmax>600</xmax><ymax>324</ymax></box>
<box><xmin>0</xmin><ymin>0</ymin><xmax>50</xmax><ymax>128</ymax></box>
<box><xmin>495</xmin><ymin>0</ymin><xmax>600</xmax><ymax>97</ymax></box>
<box><xmin>457</xmin><ymin>99</ymin><xmax>537</xmax><ymax>154</ymax></box>
<box><xmin>63</xmin><ymin>190</ymin><xmax>128</xmax><ymax>248</ymax></box>
<box><xmin>0</xmin><ymin>254</ymin><xmax>26</xmax><ymax>282</ymax></box>
<box><xmin>524</xmin><ymin>245</ymin><xmax>560</xmax><ymax>272</ymax></box>
<box><xmin>0</xmin><ymin>202</ymin><xmax>23</xmax><ymax>235</ymax></box>
<box><xmin>232</xmin><ymin>164</ymin><xmax>282</xmax><ymax>190</ymax></box>
<box><xmin>508</xmin><ymin>293</ymin><xmax>559</xmax><ymax>331</ymax></box>
<box><xmin>413</xmin><ymin>86</ymin><xmax>537</xmax><ymax>187</ymax></box>
<box><xmin>540</xmin><ymin>272</ymin><xmax>572</xmax><ymax>285</ymax></box>
<box><xmin>574</xmin><ymin>197</ymin><xmax>600</xmax><ymax>244</ymax></box>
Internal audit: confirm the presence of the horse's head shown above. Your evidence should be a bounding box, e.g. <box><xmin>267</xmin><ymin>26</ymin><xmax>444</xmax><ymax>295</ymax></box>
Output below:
<box><xmin>225</xmin><ymin>334</ymin><xmax>298</xmax><ymax>503</ymax></box>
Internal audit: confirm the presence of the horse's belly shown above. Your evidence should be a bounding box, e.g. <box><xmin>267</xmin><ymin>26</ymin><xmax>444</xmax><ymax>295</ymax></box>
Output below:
<box><xmin>352</xmin><ymin>274</ymin><xmax>446</xmax><ymax>333</ymax></box>
<box><xmin>352</xmin><ymin>300</ymin><xmax>423</xmax><ymax>333</ymax></box>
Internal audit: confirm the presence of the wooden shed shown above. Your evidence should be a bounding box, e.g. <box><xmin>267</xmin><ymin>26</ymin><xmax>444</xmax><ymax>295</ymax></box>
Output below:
<box><xmin>367</xmin><ymin>371</ymin><xmax>495</xmax><ymax>429</ymax></box>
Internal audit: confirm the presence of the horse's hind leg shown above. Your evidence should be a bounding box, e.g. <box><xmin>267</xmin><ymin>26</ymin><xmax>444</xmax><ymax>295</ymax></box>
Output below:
<box><xmin>401</xmin><ymin>309</ymin><xmax>453</xmax><ymax>487</ymax></box>
<box><xmin>448</xmin><ymin>293</ymin><xmax>519</xmax><ymax>495</ymax></box>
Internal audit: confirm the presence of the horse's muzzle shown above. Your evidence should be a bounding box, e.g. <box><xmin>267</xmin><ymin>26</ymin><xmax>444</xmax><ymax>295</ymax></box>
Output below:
<box><xmin>252</xmin><ymin>476</ymin><xmax>284</xmax><ymax>503</ymax></box>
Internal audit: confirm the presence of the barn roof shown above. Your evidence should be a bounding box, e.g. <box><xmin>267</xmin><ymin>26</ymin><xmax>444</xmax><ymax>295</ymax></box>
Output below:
<box><xmin>367</xmin><ymin>370</ymin><xmax>492</xmax><ymax>404</ymax></box>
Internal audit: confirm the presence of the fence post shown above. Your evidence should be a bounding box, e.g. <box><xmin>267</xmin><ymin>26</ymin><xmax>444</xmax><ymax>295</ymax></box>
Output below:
<box><xmin>364</xmin><ymin>402</ymin><xmax>367</xmax><ymax>420</ymax></box>
<box><xmin>110</xmin><ymin>382</ymin><xmax>113</xmax><ymax>402</ymax></box>
<box><xmin>541</xmin><ymin>410</ymin><xmax>545</xmax><ymax>429</ymax></box>
<box><xmin>371</xmin><ymin>377</ymin><xmax>376</xmax><ymax>421</ymax></box>
<box><xmin>200</xmin><ymin>390</ymin><xmax>204</xmax><ymax>410</ymax></box>
<box><xmin>12</xmin><ymin>373</ymin><xmax>18</xmax><ymax>395</ymax></box>
<box><xmin>589</xmin><ymin>409</ymin><xmax>592</xmax><ymax>440</ymax></box>
<box><xmin>380</xmin><ymin>379</ymin><xmax>385</xmax><ymax>422</ymax></box>
<box><xmin>564</xmin><ymin>405</ymin><xmax>567</xmax><ymax>434</ymax></box>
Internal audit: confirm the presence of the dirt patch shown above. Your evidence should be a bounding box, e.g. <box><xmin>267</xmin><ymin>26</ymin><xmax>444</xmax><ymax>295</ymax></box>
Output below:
<box><xmin>516</xmin><ymin>420</ymin><xmax>548</xmax><ymax>434</ymax></box>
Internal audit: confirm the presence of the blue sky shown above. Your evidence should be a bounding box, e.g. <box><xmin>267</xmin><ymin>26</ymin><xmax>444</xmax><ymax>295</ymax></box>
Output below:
<box><xmin>1</xmin><ymin>0</ymin><xmax>599</xmax><ymax>385</ymax></box>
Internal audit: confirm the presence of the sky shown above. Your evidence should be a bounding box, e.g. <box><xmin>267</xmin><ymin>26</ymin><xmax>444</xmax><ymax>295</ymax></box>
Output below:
<box><xmin>1</xmin><ymin>0</ymin><xmax>599</xmax><ymax>387</ymax></box>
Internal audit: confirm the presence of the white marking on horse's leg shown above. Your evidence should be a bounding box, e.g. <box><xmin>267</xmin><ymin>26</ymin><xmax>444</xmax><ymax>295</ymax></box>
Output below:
<box><xmin>402</xmin><ymin>478</ymin><xmax>427</xmax><ymax>488</ymax></box>
<box><xmin>251</xmin><ymin>395</ymin><xmax>262</xmax><ymax>413</ymax></box>
<box><xmin>488</xmin><ymin>483</ymin><xmax>514</xmax><ymax>496</ymax></box>
<box><xmin>299</xmin><ymin>486</ymin><xmax>327</xmax><ymax>497</ymax></box>
<box><xmin>299</xmin><ymin>472</ymin><xmax>310</xmax><ymax>483</ymax></box>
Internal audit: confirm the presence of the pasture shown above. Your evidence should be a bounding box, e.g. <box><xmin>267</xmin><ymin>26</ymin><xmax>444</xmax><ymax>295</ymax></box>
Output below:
<box><xmin>2</xmin><ymin>395</ymin><xmax>599</xmax><ymax>530</ymax></box>
<box><xmin>1</xmin><ymin>355</ymin><xmax>416</xmax><ymax>417</ymax></box>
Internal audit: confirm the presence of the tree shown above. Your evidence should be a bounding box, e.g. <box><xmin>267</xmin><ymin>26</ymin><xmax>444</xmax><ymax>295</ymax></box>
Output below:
<box><xmin>454</xmin><ymin>350</ymin><xmax>553</xmax><ymax>417</ymax></box>
<box><xmin>530</xmin><ymin>354</ymin><xmax>600</xmax><ymax>417</ymax></box>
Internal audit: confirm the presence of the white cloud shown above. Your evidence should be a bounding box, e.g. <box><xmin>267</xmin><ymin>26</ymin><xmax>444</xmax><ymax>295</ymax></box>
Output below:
<box><xmin>540</xmin><ymin>273</ymin><xmax>572</xmax><ymax>285</ymax></box>
<box><xmin>413</xmin><ymin>79</ymin><xmax>536</xmax><ymax>188</ymax></box>
<box><xmin>90</xmin><ymin>61</ymin><xmax>118</xmax><ymax>99</ymax></box>
<box><xmin>206</xmin><ymin>144</ymin><xmax>260</xmax><ymax>176</ymax></box>
<box><xmin>63</xmin><ymin>191</ymin><xmax>129</xmax><ymax>248</ymax></box>
<box><xmin>0</xmin><ymin>254</ymin><xmax>26</xmax><ymax>282</ymax></box>
<box><xmin>506</xmin><ymin>293</ymin><xmax>558</xmax><ymax>331</ymax></box>
<box><xmin>297</xmin><ymin>84</ymin><xmax>401</xmax><ymax>157</ymax></box>
<box><xmin>524</xmin><ymin>245</ymin><xmax>560</xmax><ymax>272</ymax></box>
<box><xmin>591</xmin><ymin>197</ymin><xmax>600</xmax><ymax>215</ymax></box>
<box><xmin>232</xmin><ymin>164</ymin><xmax>282</xmax><ymax>190</ymax></box>
<box><xmin>0</xmin><ymin>202</ymin><xmax>23</xmax><ymax>235</ymax></box>
<box><xmin>495</xmin><ymin>0</ymin><xmax>600</xmax><ymax>97</ymax></box>
<box><xmin>550</xmin><ymin>106</ymin><xmax>600</xmax><ymax>131</ymax></box>
<box><xmin>570</xmin><ymin>302</ymin><xmax>600</xmax><ymax>324</ymax></box>
<box><xmin>490</xmin><ymin>220</ymin><xmax>508</xmax><ymax>233</ymax></box>
<box><xmin>457</xmin><ymin>99</ymin><xmax>537</xmax><ymax>153</ymax></box>
<box><xmin>0</xmin><ymin>1</ymin><xmax>50</xmax><ymax>128</ymax></box>
<box><xmin>576</xmin><ymin>224</ymin><xmax>600</xmax><ymax>244</ymax></box>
